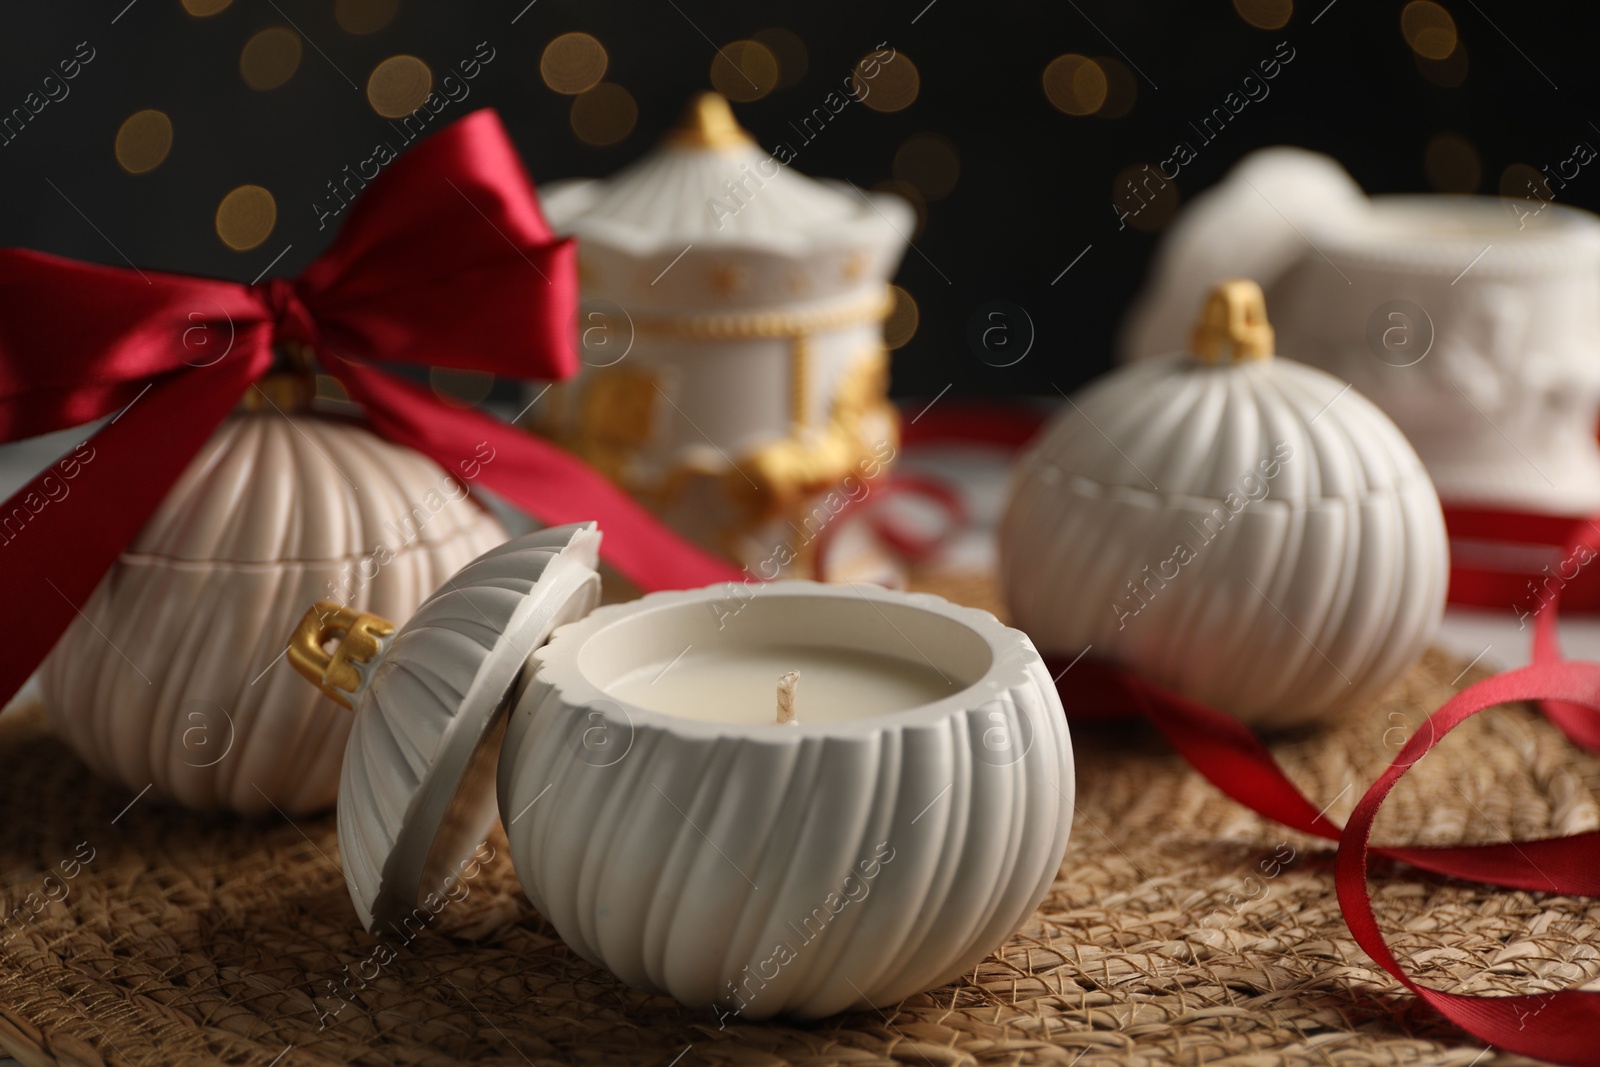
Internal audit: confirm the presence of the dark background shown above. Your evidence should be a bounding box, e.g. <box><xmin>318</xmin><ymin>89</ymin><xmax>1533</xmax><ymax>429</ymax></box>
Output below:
<box><xmin>0</xmin><ymin>0</ymin><xmax>1593</xmax><ymax>401</ymax></box>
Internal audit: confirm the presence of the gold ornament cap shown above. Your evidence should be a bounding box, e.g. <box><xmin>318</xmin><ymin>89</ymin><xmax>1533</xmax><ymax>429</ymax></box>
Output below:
<box><xmin>238</xmin><ymin>372</ymin><xmax>313</xmax><ymax>412</ymax></box>
<box><xmin>1191</xmin><ymin>278</ymin><xmax>1275</xmax><ymax>363</ymax></box>
<box><xmin>667</xmin><ymin>92</ymin><xmax>754</xmax><ymax>150</ymax></box>
<box><xmin>237</xmin><ymin>341</ymin><xmax>316</xmax><ymax>413</ymax></box>
<box><xmin>288</xmin><ymin>603</ymin><xmax>397</xmax><ymax>710</ymax></box>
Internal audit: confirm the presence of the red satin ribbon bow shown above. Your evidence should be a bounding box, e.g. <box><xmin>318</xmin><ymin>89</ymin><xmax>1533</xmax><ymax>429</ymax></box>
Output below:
<box><xmin>0</xmin><ymin>107</ymin><xmax>742</xmax><ymax>711</ymax></box>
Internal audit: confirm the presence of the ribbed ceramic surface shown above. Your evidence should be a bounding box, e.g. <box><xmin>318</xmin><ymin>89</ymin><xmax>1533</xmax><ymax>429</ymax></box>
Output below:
<box><xmin>39</xmin><ymin>412</ymin><xmax>507</xmax><ymax>815</ymax></box>
<box><xmin>499</xmin><ymin>588</ymin><xmax>1074</xmax><ymax>1020</ymax></box>
<box><xmin>1001</xmin><ymin>356</ymin><xmax>1448</xmax><ymax>728</ymax></box>
<box><xmin>338</xmin><ymin>525</ymin><xmax>601</xmax><ymax>932</ymax></box>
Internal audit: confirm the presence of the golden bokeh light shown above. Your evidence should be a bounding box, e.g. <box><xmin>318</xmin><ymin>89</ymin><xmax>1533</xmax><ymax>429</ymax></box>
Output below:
<box><xmin>710</xmin><ymin>40</ymin><xmax>779</xmax><ymax>103</ymax></box>
<box><xmin>335</xmin><ymin>0</ymin><xmax>399</xmax><ymax>35</ymax></box>
<box><xmin>1233</xmin><ymin>0</ymin><xmax>1293</xmax><ymax>30</ymax></box>
<box><xmin>893</xmin><ymin>133</ymin><xmax>960</xmax><ymax>202</ymax></box>
<box><xmin>367</xmin><ymin>55</ymin><xmax>432</xmax><ymax>118</ymax></box>
<box><xmin>429</xmin><ymin>368</ymin><xmax>496</xmax><ymax>408</ymax></box>
<box><xmin>1043</xmin><ymin>54</ymin><xmax>1107</xmax><ymax>116</ymax></box>
<box><xmin>1094</xmin><ymin>55</ymin><xmax>1138</xmax><ymax>118</ymax></box>
<box><xmin>1424</xmin><ymin>133</ymin><xmax>1480</xmax><ymax>193</ymax></box>
<box><xmin>1499</xmin><ymin>162</ymin><xmax>1551</xmax><ymax>202</ymax></box>
<box><xmin>215</xmin><ymin>185</ymin><xmax>277</xmax><ymax>252</ymax></box>
<box><xmin>1112</xmin><ymin>163</ymin><xmax>1179</xmax><ymax>233</ymax></box>
<box><xmin>884</xmin><ymin>285</ymin><xmax>919</xmax><ymax>350</ymax></box>
<box><xmin>1401</xmin><ymin>1</ymin><xmax>1457</xmax><ymax>60</ymax></box>
<box><xmin>853</xmin><ymin>50</ymin><xmax>919</xmax><ymax>113</ymax></box>
<box><xmin>114</xmin><ymin>109</ymin><xmax>173</xmax><ymax>175</ymax></box>
<box><xmin>240</xmin><ymin>27</ymin><xmax>302</xmax><ymax>91</ymax></box>
<box><xmin>540</xmin><ymin>32</ymin><xmax>608</xmax><ymax>95</ymax></box>
<box><xmin>182</xmin><ymin>0</ymin><xmax>232</xmax><ymax>15</ymax></box>
<box><xmin>570</xmin><ymin>82</ymin><xmax>637</xmax><ymax>146</ymax></box>
<box><xmin>754</xmin><ymin>27</ymin><xmax>808</xmax><ymax>89</ymax></box>
<box><xmin>1415</xmin><ymin>40</ymin><xmax>1468</xmax><ymax>87</ymax></box>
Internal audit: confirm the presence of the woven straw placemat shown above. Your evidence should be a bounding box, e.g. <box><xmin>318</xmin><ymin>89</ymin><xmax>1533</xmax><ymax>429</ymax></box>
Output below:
<box><xmin>1</xmin><ymin>572</ymin><xmax>1597</xmax><ymax>1067</ymax></box>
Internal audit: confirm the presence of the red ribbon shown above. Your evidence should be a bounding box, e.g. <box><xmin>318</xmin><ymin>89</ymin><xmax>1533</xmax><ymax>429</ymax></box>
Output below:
<box><xmin>809</xmin><ymin>471</ymin><xmax>968</xmax><ymax>580</ymax></box>
<box><xmin>0</xmin><ymin>108</ymin><xmax>742</xmax><ymax>712</ymax></box>
<box><xmin>1049</xmin><ymin>532</ymin><xmax>1600</xmax><ymax>1063</ymax></box>
<box><xmin>1445</xmin><ymin>504</ymin><xmax>1600</xmax><ymax>616</ymax></box>
<box><xmin>904</xmin><ymin>402</ymin><xmax>1600</xmax><ymax>1063</ymax></box>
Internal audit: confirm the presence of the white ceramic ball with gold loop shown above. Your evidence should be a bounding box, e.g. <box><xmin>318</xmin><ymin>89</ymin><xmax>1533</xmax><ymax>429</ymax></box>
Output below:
<box><xmin>1002</xmin><ymin>280</ymin><xmax>1448</xmax><ymax>727</ymax></box>
<box><xmin>40</xmin><ymin>373</ymin><xmax>508</xmax><ymax>815</ymax></box>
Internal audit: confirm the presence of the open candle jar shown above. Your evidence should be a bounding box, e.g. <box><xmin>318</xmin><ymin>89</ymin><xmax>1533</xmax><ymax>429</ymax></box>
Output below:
<box><xmin>289</xmin><ymin>523</ymin><xmax>1074</xmax><ymax>1020</ymax></box>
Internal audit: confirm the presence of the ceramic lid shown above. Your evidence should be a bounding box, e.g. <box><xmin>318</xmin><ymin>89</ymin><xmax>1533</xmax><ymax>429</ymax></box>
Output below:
<box><xmin>138</xmin><ymin>407</ymin><xmax>495</xmax><ymax>563</ymax></box>
<box><xmin>1052</xmin><ymin>280</ymin><xmax>1430</xmax><ymax>504</ymax></box>
<box><xmin>542</xmin><ymin>93</ymin><xmax>911</xmax><ymax>256</ymax></box>
<box><xmin>288</xmin><ymin>523</ymin><xmax>602</xmax><ymax>931</ymax></box>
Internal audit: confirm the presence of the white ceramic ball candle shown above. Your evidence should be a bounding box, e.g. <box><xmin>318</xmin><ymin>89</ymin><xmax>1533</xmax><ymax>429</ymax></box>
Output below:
<box><xmin>499</xmin><ymin>579</ymin><xmax>1074</xmax><ymax>1021</ymax></box>
<box><xmin>44</xmin><ymin>381</ymin><xmax>506</xmax><ymax>816</ymax></box>
<box><xmin>288</xmin><ymin>525</ymin><xmax>1075</xmax><ymax>1021</ymax></box>
<box><xmin>1002</xmin><ymin>280</ymin><xmax>1448</xmax><ymax>728</ymax></box>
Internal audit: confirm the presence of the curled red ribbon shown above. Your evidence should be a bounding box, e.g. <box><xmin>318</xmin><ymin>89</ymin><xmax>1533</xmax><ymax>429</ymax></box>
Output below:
<box><xmin>904</xmin><ymin>402</ymin><xmax>1600</xmax><ymax>1064</ymax></box>
<box><xmin>1050</xmin><ymin>522</ymin><xmax>1600</xmax><ymax>1065</ymax></box>
<box><xmin>0</xmin><ymin>107</ymin><xmax>742</xmax><ymax>712</ymax></box>
<box><xmin>1055</xmin><ymin>649</ymin><xmax>1600</xmax><ymax>1063</ymax></box>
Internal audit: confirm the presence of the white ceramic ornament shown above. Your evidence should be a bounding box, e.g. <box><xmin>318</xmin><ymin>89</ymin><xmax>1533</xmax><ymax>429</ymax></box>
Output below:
<box><xmin>41</xmin><ymin>383</ymin><xmax>507</xmax><ymax>816</ymax></box>
<box><xmin>1004</xmin><ymin>281</ymin><xmax>1448</xmax><ymax>728</ymax></box>
<box><xmin>1123</xmin><ymin>148</ymin><xmax>1600</xmax><ymax>514</ymax></box>
<box><xmin>288</xmin><ymin>525</ymin><xmax>1074</xmax><ymax>1020</ymax></box>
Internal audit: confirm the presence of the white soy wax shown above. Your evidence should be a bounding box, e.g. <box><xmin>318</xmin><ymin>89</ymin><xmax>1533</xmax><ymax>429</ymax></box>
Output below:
<box><xmin>605</xmin><ymin>645</ymin><xmax>956</xmax><ymax>725</ymax></box>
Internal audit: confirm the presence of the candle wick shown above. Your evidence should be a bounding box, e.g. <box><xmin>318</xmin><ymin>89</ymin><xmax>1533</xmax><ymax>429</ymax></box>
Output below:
<box><xmin>776</xmin><ymin>671</ymin><xmax>800</xmax><ymax>726</ymax></box>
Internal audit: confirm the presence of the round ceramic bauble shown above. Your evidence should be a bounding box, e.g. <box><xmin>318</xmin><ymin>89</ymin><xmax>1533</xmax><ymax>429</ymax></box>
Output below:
<box><xmin>1002</xmin><ymin>281</ymin><xmax>1448</xmax><ymax>728</ymax></box>
<box><xmin>500</xmin><ymin>580</ymin><xmax>1072</xmax><ymax>1019</ymax></box>
<box><xmin>39</xmin><ymin>399</ymin><xmax>508</xmax><ymax>815</ymax></box>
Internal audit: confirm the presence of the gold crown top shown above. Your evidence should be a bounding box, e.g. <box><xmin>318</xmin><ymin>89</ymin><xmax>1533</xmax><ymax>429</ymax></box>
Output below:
<box><xmin>287</xmin><ymin>603</ymin><xmax>396</xmax><ymax>711</ymax></box>
<box><xmin>1191</xmin><ymin>278</ymin><xmax>1275</xmax><ymax>363</ymax></box>
<box><xmin>667</xmin><ymin>92</ymin><xmax>754</xmax><ymax>150</ymax></box>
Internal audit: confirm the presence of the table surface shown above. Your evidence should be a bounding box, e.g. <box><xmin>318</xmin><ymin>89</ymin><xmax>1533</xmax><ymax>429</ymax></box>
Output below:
<box><xmin>1</xmin><ymin>423</ymin><xmax>1593</xmax><ymax>1066</ymax></box>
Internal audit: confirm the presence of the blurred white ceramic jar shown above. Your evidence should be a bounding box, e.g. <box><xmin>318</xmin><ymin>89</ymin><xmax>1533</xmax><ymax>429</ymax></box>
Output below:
<box><xmin>1122</xmin><ymin>148</ymin><xmax>1600</xmax><ymax>515</ymax></box>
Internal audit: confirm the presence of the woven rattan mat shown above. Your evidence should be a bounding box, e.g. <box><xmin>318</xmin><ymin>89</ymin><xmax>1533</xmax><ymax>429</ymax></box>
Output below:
<box><xmin>2</xmin><ymin>572</ymin><xmax>1597</xmax><ymax>1067</ymax></box>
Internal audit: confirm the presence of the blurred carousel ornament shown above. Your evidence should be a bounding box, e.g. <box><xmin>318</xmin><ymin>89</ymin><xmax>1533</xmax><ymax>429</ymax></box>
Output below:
<box><xmin>535</xmin><ymin>93</ymin><xmax>912</xmax><ymax>580</ymax></box>
<box><xmin>1121</xmin><ymin>147</ymin><xmax>1600</xmax><ymax>515</ymax></box>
